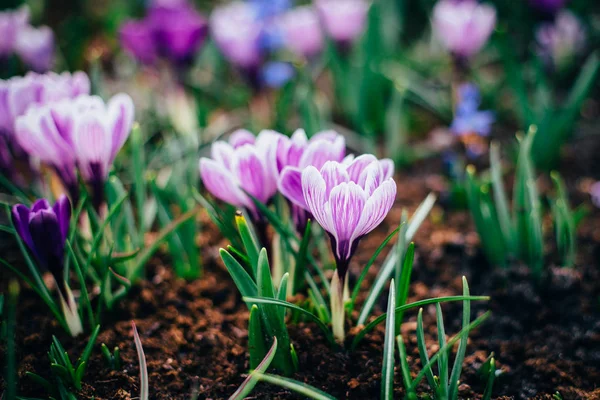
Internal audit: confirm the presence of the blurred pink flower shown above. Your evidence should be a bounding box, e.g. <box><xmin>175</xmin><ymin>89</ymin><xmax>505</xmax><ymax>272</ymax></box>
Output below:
<box><xmin>277</xmin><ymin>6</ymin><xmax>323</xmax><ymax>58</ymax></box>
<box><xmin>536</xmin><ymin>10</ymin><xmax>585</xmax><ymax>69</ymax></box>
<box><xmin>316</xmin><ymin>0</ymin><xmax>369</xmax><ymax>44</ymax></box>
<box><xmin>432</xmin><ymin>0</ymin><xmax>496</xmax><ymax>58</ymax></box>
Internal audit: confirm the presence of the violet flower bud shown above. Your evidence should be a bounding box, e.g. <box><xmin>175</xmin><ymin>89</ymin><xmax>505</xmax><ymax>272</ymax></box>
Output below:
<box><xmin>199</xmin><ymin>129</ymin><xmax>280</xmax><ymax>217</ymax></box>
<box><xmin>450</xmin><ymin>83</ymin><xmax>495</xmax><ymax>137</ymax></box>
<box><xmin>11</xmin><ymin>196</ymin><xmax>71</xmax><ymax>295</ymax></box>
<box><xmin>316</xmin><ymin>0</ymin><xmax>369</xmax><ymax>46</ymax></box>
<box><xmin>432</xmin><ymin>0</ymin><xmax>496</xmax><ymax>59</ymax></box>
<box><xmin>120</xmin><ymin>20</ymin><xmax>158</xmax><ymax>65</ymax></box>
<box><xmin>277</xmin><ymin>6</ymin><xmax>324</xmax><ymax>59</ymax></box>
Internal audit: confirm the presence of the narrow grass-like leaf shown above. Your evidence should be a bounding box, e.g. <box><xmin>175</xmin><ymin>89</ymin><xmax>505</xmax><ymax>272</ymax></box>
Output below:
<box><xmin>416</xmin><ymin>309</ymin><xmax>436</xmax><ymax>391</ymax></box>
<box><xmin>293</xmin><ymin>219</ymin><xmax>312</xmax><ymax>295</ymax></box>
<box><xmin>277</xmin><ymin>273</ymin><xmax>289</xmax><ymax>321</ymax></box>
<box><xmin>381</xmin><ymin>280</ymin><xmax>396</xmax><ymax>400</ymax></box>
<box><xmin>248</xmin><ymin>305</ymin><xmax>267</xmax><ymax>370</ymax></box>
<box><xmin>352</xmin><ymin>295</ymin><xmax>489</xmax><ymax>349</ymax></box>
<box><xmin>435</xmin><ymin>303</ymin><xmax>449</xmax><ymax>398</ymax></box>
<box><xmin>229</xmin><ymin>338</ymin><xmax>278</xmax><ymax>400</ymax></box>
<box><xmin>132</xmin><ymin>322</ymin><xmax>149</xmax><ymax>400</ymax></box>
<box><xmin>255</xmin><ymin>372</ymin><xmax>336</xmax><ymax>400</ymax></box>
<box><xmin>242</xmin><ymin>297</ymin><xmax>335</xmax><ymax>345</ymax></box>
<box><xmin>410</xmin><ymin>312</ymin><xmax>491</xmax><ymax>390</ymax></box>
<box><xmin>236</xmin><ymin>213</ymin><xmax>260</xmax><ymax>276</ymax></box>
<box><xmin>395</xmin><ymin>242</ymin><xmax>414</xmax><ymax>331</ymax></box>
<box><xmin>482</xmin><ymin>357</ymin><xmax>496</xmax><ymax>400</ymax></box>
<box><xmin>219</xmin><ymin>249</ymin><xmax>258</xmax><ymax>300</ymax></box>
<box><xmin>449</xmin><ymin>277</ymin><xmax>471</xmax><ymax>399</ymax></box>
<box><xmin>490</xmin><ymin>142</ymin><xmax>515</xmax><ymax>252</ymax></box>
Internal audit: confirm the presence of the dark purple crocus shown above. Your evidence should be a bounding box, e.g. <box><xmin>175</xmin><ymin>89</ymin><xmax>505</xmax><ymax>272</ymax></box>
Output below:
<box><xmin>529</xmin><ymin>0</ymin><xmax>567</xmax><ymax>14</ymax></box>
<box><xmin>120</xmin><ymin>0</ymin><xmax>208</xmax><ymax>65</ymax></box>
<box><xmin>11</xmin><ymin>196</ymin><xmax>71</xmax><ymax>296</ymax></box>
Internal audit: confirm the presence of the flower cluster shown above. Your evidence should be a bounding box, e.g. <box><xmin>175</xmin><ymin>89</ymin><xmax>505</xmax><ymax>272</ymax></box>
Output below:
<box><xmin>451</xmin><ymin>83</ymin><xmax>494</xmax><ymax>137</ymax></box>
<box><xmin>536</xmin><ymin>11</ymin><xmax>585</xmax><ymax>70</ymax></box>
<box><xmin>15</xmin><ymin>92</ymin><xmax>135</xmax><ymax>208</ymax></box>
<box><xmin>0</xmin><ymin>72</ymin><xmax>90</xmax><ymax>181</ymax></box>
<box><xmin>210</xmin><ymin>0</ymin><xmax>369</xmax><ymax>88</ymax></box>
<box><xmin>432</xmin><ymin>0</ymin><xmax>496</xmax><ymax>59</ymax></box>
<box><xmin>120</xmin><ymin>0</ymin><xmax>208</xmax><ymax>65</ymax></box>
<box><xmin>0</xmin><ymin>6</ymin><xmax>54</xmax><ymax>72</ymax></box>
<box><xmin>200</xmin><ymin>129</ymin><xmax>396</xmax><ymax>342</ymax></box>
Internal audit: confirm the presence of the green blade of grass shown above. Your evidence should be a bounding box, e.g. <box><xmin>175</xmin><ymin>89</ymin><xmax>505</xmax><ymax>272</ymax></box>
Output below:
<box><xmin>381</xmin><ymin>280</ymin><xmax>396</xmax><ymax>400</ymax></box>
<box><xmin>255</xmin><ymin>373</ymin><xmax>336</xmax><ymax>400</ymax></box>
<box><xmin>229</xmin><ymin>337</ymin><xmax>278</xmax><ymax>400</ymax></box>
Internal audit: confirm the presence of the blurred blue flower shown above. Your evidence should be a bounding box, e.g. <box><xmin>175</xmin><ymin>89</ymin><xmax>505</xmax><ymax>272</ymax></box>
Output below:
<box><xmin>451</xmin><ymin>83</ymin><xmax>495</xmax><ymax>137</ymax></box>
<box><xmin>260</xmin><ymin>61</ymin><xmax>295</xmax><ymax>88</ymax></box>
<box><xmin>249</xmin><ymin>0</ymin><xmax>292</xmax><ymax>19</ymax></box>
<box><xmin>258</xmin><ymin>24</ymin><xmax>285</xmax><ymax>52</ymax></box>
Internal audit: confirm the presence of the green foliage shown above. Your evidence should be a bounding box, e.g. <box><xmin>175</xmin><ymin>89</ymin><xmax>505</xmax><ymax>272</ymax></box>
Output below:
<box><xmin>100</xmin><ymin>343</ymin><xmax>121</xmax><ymax>370</ymax></box>
<box><xmin>466</xmin><ymin>128</ymin><xmax>582</xmax><ymax>276</ymax></box>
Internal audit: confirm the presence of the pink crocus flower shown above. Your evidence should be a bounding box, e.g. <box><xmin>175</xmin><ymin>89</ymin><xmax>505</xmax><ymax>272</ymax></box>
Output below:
<box><xmin>277</xmin><ymin>6</ymin><xmax>324</xmax><ymax>58</ymax></box>
<box><xmin>316</xmin><ymin>0</ymin><xmax>369</xmax><ymax>45</ymax></box>
<box><xmin>432</xmin><ymin>0</ymin><xmax>496</xmax><ymax>59</ymax></box>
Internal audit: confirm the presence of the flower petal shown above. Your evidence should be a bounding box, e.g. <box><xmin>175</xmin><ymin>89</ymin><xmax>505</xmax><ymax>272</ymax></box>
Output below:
<box><xmin>11</xmin><ymin>204</ymin><xmax>33</xmax><ymax>250</ymax></box>
<box><xmin>380</xmin><ymin>158</ymin><xmax>394</xmax><ymax>180</ymax></box>
<box><xmin>346</xmin><ymin>154</ymin><xmax>377</xmax><ymax>182</ymax></box>
<box><xmin>299</xmin><ymin>134</ymin><xmax>346</xmax><ymax>169</ymax></box>
<box><xmin>229</xmin><ymin>129</ymin><xmax>256</xmax><ymax>148</ymax></box>
<box><xmin>319</xmin><ymin>161</ymin><xmax>349</xmax><ymax>197</ymax></box>
<box><xmin>52</xmin><ymin>195</ymin><xmax>71</xmax><ymax>242</ymax></box>
<box><xmin>353</xmin><ymin>178</ymin><xmax>397</xmax><ymax>240</ymax></box>
<box><xmin>210</xmin><ymin>140</ymin><xmax>235</xmax><ymax>170</ymax></box>
<box><xmin>71</xmin><ymin>114</ymin><xmax>112</xmax><ymax>182</ymax></box>
<box><xmin>231</xmin><ymin>145</ymin><xmax>275</xmax><ymax>203</ymax></box>
<box><xmin>278</xmin><ymin>166</ymin><xmax>307</xmax><ymax>209</ymax></box>
<box><xmin>199</xmin><ymin>157</ymin><xmax>249</xmax><ymax>208</ymax></box>
<box><xmin>108</xmin><ymin>93</ymin><xmax>134</xmax><ymax>162</ymax></box>
<box><xmin>327</xmin><ymin>181</ymin><xmax>367</xmax><ymax>261</ymax></box>
<box><xmin>302</xmin><ymin>166</ymin><xmax>332</xmax><ymax>232</ymax></box>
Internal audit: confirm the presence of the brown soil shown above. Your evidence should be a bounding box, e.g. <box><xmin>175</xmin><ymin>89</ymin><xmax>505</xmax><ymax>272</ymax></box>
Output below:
<box><xmin>1</xmin><ymin>159</ymin><xmax>600</xmax><ymax>400</ymax></box>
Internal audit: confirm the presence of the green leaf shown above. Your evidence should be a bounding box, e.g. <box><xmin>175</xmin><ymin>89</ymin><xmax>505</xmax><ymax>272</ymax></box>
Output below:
<box><xmin>132</xmin><ymin>322</ymin><xmax>149</xmax><ymax>400</ymax></box>
<box><xmin>242</xmin><ymin>297</ymin><xmax>335</xmax><ymax>345</ymax></box>
<box><xmin>236</xmin><ymin>213</ymin><xmax>260</xmax><ymax>277</ymax></box>
<box><xmin>219</xmin><ymin>249</ymin><xmax>258</xmax><ymax>301</ymax></box>
<box><xmin>490</xmin><ymin>142</ymin><xmax>516</xmax><ymax>253</ymax></box>
<box><xmin>352</xmin><ymin>295</ymin><xmax>489</xmax><ymax>349</ymax></box>
<box><xmin>277</xmin><ymin>273</ymin><xmax>289</xmax><ymax>321</ymax></box>
<box><xmin>482</xmin><ymin>357</ymin><xmax>496</xmax><ymax>400</ymax></box>
<box><xmin>416</xmin><ymin>309</ymin><xmax>436</xmax><ymax>391</ymax></box>
<box><xmin>395</xmin><ymin>242</ymin><xmax>414</xmax><ymax>331</ymax></box>
<box><xmin>381</xmin><ymin>280</ymin><xmax>396</xmax><ymax>400</ymax></box>
<box><xmin>449</xmin><ymin>277</ymin><xmax>471</xmax><ymax>399</ymax></box>
<box><xmin>435</xmin><ymin>304</ymin><xmax>449</xmax><ymax>398</ymax></box>
<box><xmin>255</xmin><ymin>372</ymin><xmax>336</xmax><ymax>400</ymax></box>
<box><xmin>248</xmin><ymin>305</ymin><xmax>267</xmax><ymax>370</ymax></box>
<box><xmin>229</xmin><ymin>338</ymin><xmax>278</xmax><ymax>400</ymax></box>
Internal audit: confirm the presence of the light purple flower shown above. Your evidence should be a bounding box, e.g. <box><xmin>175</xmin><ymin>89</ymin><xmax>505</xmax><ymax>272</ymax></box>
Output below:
<box><xmin>210</xmin><ymin>2</ymin><xmax>264</xmax><ymax>69</ymax></box>
<box><xmin>277</xmin><ymin>129</ymin><xmax>346</xmax><ymax>231</ymax></box>
<box><xmin>590</xmin><ymin>181</ymin><xmax>600</xmax><ymax>208</ymax></box>
<box><xmin>120</xmin><ymin>20</ymin><xmax>157</xmax><ymax>65</ymax></box>
<box><xmin>529</xmin><ymin>0</ymin><xmax>567</xmax><ymax>13</ymax></box>
<box><xmin>432</xmin><ymin>0</ymin><xmax>496</xmax><ymax>59</ymax></box>
<box><xmin>316</xmin><ymin>0</ymin><xmax>369</xmax><ymax>45</ymax></box>
<box><xmin>199</xmin><ymin>129</ymin><xmax>280</xmax><ymax>216</ymax></box>
<box><xmin>450</xmin><ymin>83</ymin><xmax>494</xmax><ymax>137</ymax></box>
<box><xmin>0</xmin><ymin>6</ymin><xmax>29</xmax><ymax>56</ymax></box>
<box><xmin>536</xmin><ymin>11</ymin><xmax>585</xmax><ymax>70</ymax></box>
<box><xmin>14</xmin><ymin>25</ymin><xmax>54</xmax><ymax>72</ymax></box>
<box><xmin>15</xmin><ymin>93</ymin><xmax>134</xmax><ymax>207</ymax></box>
<box><xmin>277</xmin><ymin>6</ymin><xmax>324</xmax><ymax>58</ymax></box>
<box><xmin>281</xmin><ymin>155</ymin><xmax>396</xmax><ymax>274</ymax></box>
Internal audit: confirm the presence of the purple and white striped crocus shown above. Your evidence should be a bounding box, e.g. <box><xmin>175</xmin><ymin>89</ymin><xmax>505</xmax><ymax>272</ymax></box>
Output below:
<box><xmin>11</xmin><ymin>196</ymin><xmax>82</xmax><ymax>336</ymax></box>
<box><xmin>15</xmin><ymin>93</ymin><xmax>135</xmax><ymax>209</ymax></box>
<box><xmin>277</xmin><ymin>129</ymin><xmax>346</xmax><ymax>232</ymax></box>
<box><xmin>0</xmin><ymin>71</ymin><xmax>90</xmax><ymax>182</ymax></box>
<box><xmin>432</xmin><ymin>0</ymin><xmax>496</xmax><ymax>59</ymax></box>
<box><xmin>316</xmin><ymin>0</ymin><xmax>369</xmax><ymax>47</ymax></box>
<box><xmin>280</xmin><ymin>155</ymin><xmax>396</xmax><ymax>342</ymax></box>
<box><xmin>199</xmin><ymin>129</ymin><xmax>279</xmax><ymax>218</ymax></box>
<box><xmin>276</xmin><ymin>6</ymin><xmax>324</xmax><ymax>59</ymax></box>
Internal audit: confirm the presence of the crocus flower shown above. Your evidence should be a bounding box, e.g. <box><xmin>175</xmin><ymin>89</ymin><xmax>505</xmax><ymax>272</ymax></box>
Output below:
<box><xmin>15</xmin><ymin>93</ymin><xmax>135</xmax><ymax>208</ymax></box>
<box><xmin>432</xmin><ymin>0</ymin><xmax>496</xmax><ymax>59</ymax></box>
<box><xmin>277</xmin><ymin>129</ymin><xmax>346</xmax><ymax>231</ymax></box>
<box><xmin>536</xmin><ymin>11</ymin><xmax>585</xmax><ymax>70</ymax></box>
<box><xmin>11</xmin><ymin>196</ymin><xmax>82</xmax><ymax>336</ymax></box>
<box><xmin>210</xmin><ymin>2</ymin><xmax>264</xmax><ymax>69</ymax></box>
<box><xmin>249</xmin><ymin>0</ymin><xmax>292</xmax><ymax>19</ymax></box>
<box><xmin>0</xmin><ymin>6</ymin><xmax>29</xmax><ymax>57</ymax></box>
<box><xmin>119</xmin><ymin>0</ymin><xmax>208</xmax><ymax>65</ymax></box>
<box><xmin>199</xmin><ymin>129</ymin><xmax>279</xmax><ymax>217</ymax></box>
<box><xmin>281</xmin><ymin>155</ymin><xmax>396</xmax><ymax>342</ymax></box>
<box><xmin>277</xmin><ymin>6</ymin><xmax>324</xmax><ymax>58</ymax></box>
<box><xmin>14</xmin><ymin>25</ymin><xmax>54</xmax><ymax>72</ymax></box>
<box><xmin>0</xmin><ymin>71</ymin><xmax>90</xmax><ymax>183</ymax></box>
<box><xmin>529</xmin><ymin>0</ymin><xmax>567</xmax><ymax>13</ymax></box>
<box><xmin>590</xmin><ymin>181</ymin><xmax>600</xmax><ymax>208</ymax></box>
<box><xmin>260</xmin><ymin>61</ymin><xmax>295</xmax><ymax>88</ymax></box>
<box><xmin>450</xmin><ymin>83</ymin><xmax>494</xmax><ymax>137</ymax></box>
<box><xmin>316</xmin><ymin>0</ymin><xmax>369</xmax><ymax>45</ymax></box>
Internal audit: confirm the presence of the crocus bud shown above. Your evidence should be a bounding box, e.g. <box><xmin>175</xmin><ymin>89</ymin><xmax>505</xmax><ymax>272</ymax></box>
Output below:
<box><xmin>432</xmin><ymin>0</ymin><xmax>496</xmax><ymax>59</ymax></box>
<box><xmin>277</xmin><ymin>6</ymin><xmax>324</xmax><ymax>59</ymax></box>
<box><xmin>11</xmin><ymin>196</ymin><xmax>70</xmax><ymax>299</ymax></box>
<box><xmin>199</xmin><ymin>129</ymin><xmax>280</xmax><ymax>217</ymax></box>
<box><xmin>0</xmin><ymin>6</ymin><xmax>29</xmax><ymax>56</ymax></box>
<box><xmin>14</xmin><ymin>25</ymin><xmax>54</xmax><ymax>72</ymax></box>
<box><xmin>210</xmin><ymin>2</ymin><xmax>263</xmax><ymax>69</ymax></box>
<box><xmin>536</xmin><ymin>11</ymin><xmax>585</xmax><ymax>70</ymax></box>
<box><xmin>316</xmin><ymin>0</ymin><xmax>369</xmax><ymax>45</ymax></box>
